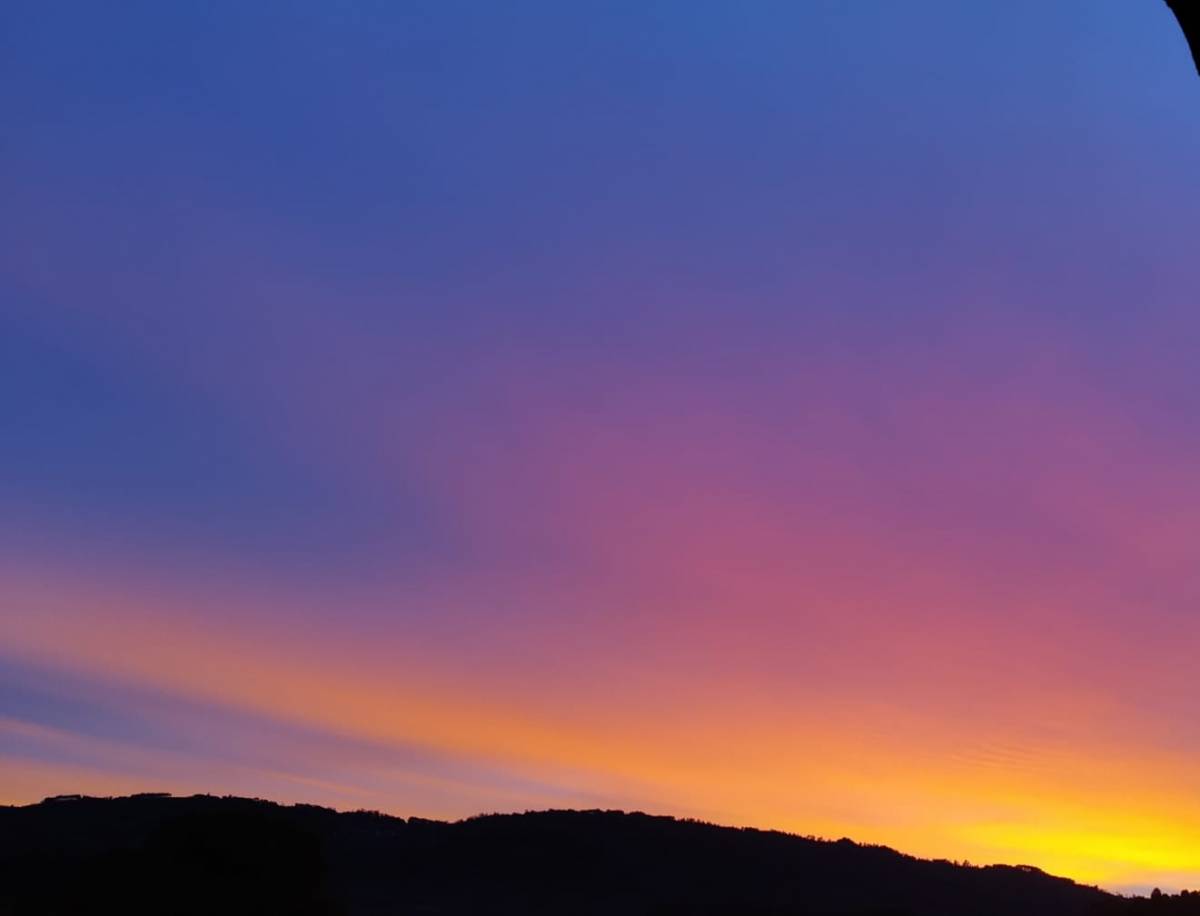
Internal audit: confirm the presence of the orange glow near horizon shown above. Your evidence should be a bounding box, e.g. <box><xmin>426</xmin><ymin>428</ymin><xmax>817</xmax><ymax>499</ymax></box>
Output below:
<box><xmin>5</xmin><ymin>554</ymin><xmax>1200</xmax><ymax>893</ymax></box>
<box><xmin>4</xmin><ymin>0</ymin><xmax>1200</xmax><ymax>898</ymax></box>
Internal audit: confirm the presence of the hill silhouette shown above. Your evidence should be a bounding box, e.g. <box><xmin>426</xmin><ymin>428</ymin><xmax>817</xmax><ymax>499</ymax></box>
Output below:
<box><xmin>1</xmin><ymin>793</ymin><xmax>1197</xmax><ymax>915</ymax></box>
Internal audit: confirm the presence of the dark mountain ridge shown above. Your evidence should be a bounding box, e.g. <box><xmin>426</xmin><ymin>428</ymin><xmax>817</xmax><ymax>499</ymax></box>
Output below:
<box><xmin>1</xmin><ymin>793</ymin><xmax>1196</xmax><ymax>915</ymax></box>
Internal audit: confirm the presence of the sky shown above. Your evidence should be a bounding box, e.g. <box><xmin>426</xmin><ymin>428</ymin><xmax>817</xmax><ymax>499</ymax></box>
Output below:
<box><xmin>2</xmin><ymin>0</ymin><xmax>1199</xmax><ymax>895</ymax></box>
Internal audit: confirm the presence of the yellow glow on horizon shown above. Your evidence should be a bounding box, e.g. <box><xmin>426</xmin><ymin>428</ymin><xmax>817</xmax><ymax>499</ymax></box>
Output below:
<box><xmin>5</xmin><ymin>569</ymin><xmax>1200</xmax><ymax>893</ymax></box>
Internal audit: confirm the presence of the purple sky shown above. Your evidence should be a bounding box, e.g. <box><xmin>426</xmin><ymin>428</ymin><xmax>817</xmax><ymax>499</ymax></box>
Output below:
<box><xmin>3</xmin><ymin>0</ymin><xmax>1199</xmax><ymax>893</ymax></box>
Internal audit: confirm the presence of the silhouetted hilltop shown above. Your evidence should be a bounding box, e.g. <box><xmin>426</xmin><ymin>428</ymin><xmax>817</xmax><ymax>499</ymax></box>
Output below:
<box><xmin>1</xmin><ymin>793</ymin><xmax>1195</xmax><ymax>915</ymax></box>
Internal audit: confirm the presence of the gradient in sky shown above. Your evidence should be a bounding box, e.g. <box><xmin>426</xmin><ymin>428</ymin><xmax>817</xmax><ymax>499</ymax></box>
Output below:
<box><xmin>3</xmin><ymin>0</ymin><xmax>1200</xmax><ymax>895</ymax></box>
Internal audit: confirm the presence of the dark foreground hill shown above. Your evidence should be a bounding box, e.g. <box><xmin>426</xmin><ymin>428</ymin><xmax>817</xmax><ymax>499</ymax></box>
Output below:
<box><xmin>0</xmin><ymin>794</ymin><xmax>1195</xmax><ymax>916</ymax></box>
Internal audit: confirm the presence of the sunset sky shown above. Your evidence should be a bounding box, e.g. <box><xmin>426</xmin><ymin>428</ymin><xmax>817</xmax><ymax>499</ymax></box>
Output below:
<box><xmin>3</xmin><ymin>0</ymin><xmax>1200</xmax><ymax>895</ymax></box>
